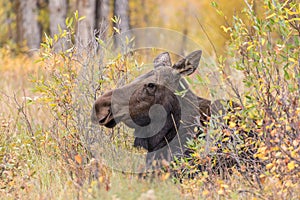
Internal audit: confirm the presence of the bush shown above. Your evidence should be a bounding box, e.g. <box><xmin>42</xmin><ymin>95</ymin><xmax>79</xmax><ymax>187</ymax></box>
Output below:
<box><xmin>174</xmin><ymin>0</ymin><xmax>299</xmax><ymax>198</ymax></box>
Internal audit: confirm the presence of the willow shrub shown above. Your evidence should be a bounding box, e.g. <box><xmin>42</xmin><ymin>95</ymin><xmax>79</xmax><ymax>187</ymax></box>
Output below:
<box><xmin>176</xmin><ymin>0</ymin><xmax>299</xmax><ymax>196</ymax></box>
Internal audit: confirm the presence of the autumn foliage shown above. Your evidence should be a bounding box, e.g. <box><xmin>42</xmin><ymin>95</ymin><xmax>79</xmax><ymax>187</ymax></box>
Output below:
<box><xmin>0</xmin><ymin>0</ymin><xmax>299</xmax><ymax>199</ymax></box>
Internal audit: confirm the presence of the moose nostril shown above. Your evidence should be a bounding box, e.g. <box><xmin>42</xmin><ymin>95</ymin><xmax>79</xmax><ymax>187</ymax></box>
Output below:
<box><xmin>99</xmin><ymin>111</ymin><xmax>111</xmax><ymax>124</ymax></box>
<box><xmin>99</xmin><ymin>117</ymin><xmax>106</xmax><ymax>124</ymax></box>
<box><xmin>147</xmin><ymin>83</ymin><xmax>155</xmax><ymax>88</ymax></box>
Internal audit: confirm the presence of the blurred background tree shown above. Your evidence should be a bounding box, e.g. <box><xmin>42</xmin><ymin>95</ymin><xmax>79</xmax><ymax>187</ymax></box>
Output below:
<box><xmin>49</xmin><ymin>0</ymin><xmax>67</xmax><ymax>51</ymax></box>
<box><xmin>0</xmin><ymin>0</ymin><xmax>251</xmax><ymax>55</ymax></box>
<box><xmin>16</xmin><ymin>0</ymin><xmax>41</xmax><ymax>50</ymax></box>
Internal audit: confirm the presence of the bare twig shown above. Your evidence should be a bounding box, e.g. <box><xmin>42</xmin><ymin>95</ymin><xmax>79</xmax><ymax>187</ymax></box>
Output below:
<box><xmin>194</xmin><ymin>15</ymin><xmax>218</xmax><ymax>57</ymax></box>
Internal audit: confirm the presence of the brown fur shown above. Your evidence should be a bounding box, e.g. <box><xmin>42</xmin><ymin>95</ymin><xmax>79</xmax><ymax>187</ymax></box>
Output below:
<box><xmin>91</xmin><ymin>50</ymin><xmax>244</xmax><ymax>168</ymax></box>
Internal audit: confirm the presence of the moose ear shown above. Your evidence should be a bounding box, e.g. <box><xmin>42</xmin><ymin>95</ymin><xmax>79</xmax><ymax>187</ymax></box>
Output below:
<box><xmin>172</xmin><ymin>50</ymin><xmax>202</xmax><ymax>76</ymax></box>
<box><xmin>153</xmin><ymin>52</ymin><xmax>172</xmax><ymax>68</ymax></box>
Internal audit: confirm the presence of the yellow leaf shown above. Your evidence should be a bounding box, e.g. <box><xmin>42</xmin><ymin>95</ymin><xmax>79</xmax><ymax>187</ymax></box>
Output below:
<box><xmin>291</xmin><ymin>151</ymin><xmax>297</xmax><ymax>158</ymax></box>
<box><xmin>256</xmin><ymin>119</ymin><xmax>263</xmax><ymax>126</ymax></box>
<box><xmin>161</xmin><ymin>172</ymin><xmax>170</xmax><ymax>181</ymax></box>
<box><xmin>266</xmin><ymin>163</ymin><xmax>273</xmax><ymax>170</ymax></box>
<box><xmin>259</xmin><ymin>174</ymin><xmax>265</xmax><ymax>178</ymax></box>
<box><xmin>288</xmin><ymin>57</ymin><xmax>297</xmax><ymax>63</ymax></box>
<box><xmin>67</xmin><ymin>180</ymin><xmax>72</xmax><ymax>186</ymax></box>
<box><xmin>217</xmin><ymin>188</ymin><xmax>225</xmax><ymax>195</ymax></box>
<box><xmin>90</xmin><ymin>180</ymin><xmax>97</xmax><ymax>187</ymax></box>
<box><xmin>221</xmin><ymin>184</ymin><xmax>229</xmax><ymax>189</ymax></box>
<box><xmin>287</xmin><ymin>18</ymin><xmax>300</xmax><ymax>22</ymax></box>
<box><xmin>247</xmin><ymin>44</ymin><xmax>254</xmax><ymax>51</ymax></box>
<box><xmin>78</xmin><ymin>16</ymin><xmax>86</xmax><ymax>21</ymax></box>
<box><xmin>288</xmin><ymin>161</ymin><xmax>295</xmax><ymax>171</ymax></box>
<box><xmin>99</xmin><ymin>176</ymin><xmax>104</xmax><ymax>183</ymax></box>
<box><xmin>202</xmin><ymin>190</ymin><xmax>210</xmax><ymax>196</ymax></box>
<box><xmin>223</xmin><ymin>115</ymin><xmax>230</xmax><ymax>120</ymax></box>
<box><xmin>113</xmin><ymin>27</ymin><xmax>120</xmax><ymax>34</ymax></box>
<box><xmin>266</xmin><ymin>13</ymin><xmax>276</xmax><ymax>19</ymax></box>
<box><xmin>229</xmin><ymin>121</ymin><xmax>236</xmax><ymax>128</ymax></box>
<box><xmin>220</xmin><ymin>25</ymin><xmax>231</xmax><ymax>33</ymax></box>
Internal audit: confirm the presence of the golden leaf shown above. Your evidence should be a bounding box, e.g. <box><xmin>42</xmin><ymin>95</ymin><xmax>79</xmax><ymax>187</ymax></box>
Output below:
<box><xmin>229</xmin><ymin>121</ymin><xmax>236</xmax><ymax>128</ymax></box>
<box><xmin>217</xmin><ymin>188</ymin><xmax>225</xmax><ymax>195</ymax></box>
<box><xmin>75</xmin><ymin>154</ymin><xmax>82</xmax><ymax>164</ymax></box>
<box><xmin>266</xmin><ymin>163</ymin><xmax>273</xmax><ymax>170</ymax></box>
<box><xmin>202</xmin><ymin>189</ymin><xmax>210</xmax><ymax>196</ymax></box>
<box><xmin>99</xmin><ymin>176</ymin><xmax>104</xmax><ymax>183</ymax></box>
<box><xmin>161</xmin><ymin>173</ymin><xmax>170</xmax><ymax>181</ymax></box>
<box><xmin>287</xmin><ymin>161</ymin><xmax>295</xmax><ymax>171</ymax></box>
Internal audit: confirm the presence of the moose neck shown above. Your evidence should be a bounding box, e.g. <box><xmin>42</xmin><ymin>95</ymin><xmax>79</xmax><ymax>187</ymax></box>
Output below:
<box><xmin>141</xmin><ymin>88</ymin><xmax>213</xmax><ymax>168</ymax></box>
<box><xmin>134</xmin><ymin>88</ymin><xmax>211</xmax><ymax>155</ymax></box>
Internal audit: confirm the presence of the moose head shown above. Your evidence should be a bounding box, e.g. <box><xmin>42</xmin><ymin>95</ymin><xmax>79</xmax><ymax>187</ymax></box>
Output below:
<box><xmin>91</xmin><ymin>50</ymin><xmax>213</xmax><ymax>167</ymax></box>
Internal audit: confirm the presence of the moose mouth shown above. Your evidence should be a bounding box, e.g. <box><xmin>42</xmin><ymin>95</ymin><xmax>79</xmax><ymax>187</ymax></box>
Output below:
<box><xmin>99</xmin><ymin>111</ymin><xmax>117</xmax><ymax>128</ymax></box>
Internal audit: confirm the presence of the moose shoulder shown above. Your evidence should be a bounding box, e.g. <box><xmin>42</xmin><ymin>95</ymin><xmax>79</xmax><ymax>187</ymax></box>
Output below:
<box><xmin>91</xmin><ymin>50</ymin><xmax>245</xmax><ymax>169</ymax></box>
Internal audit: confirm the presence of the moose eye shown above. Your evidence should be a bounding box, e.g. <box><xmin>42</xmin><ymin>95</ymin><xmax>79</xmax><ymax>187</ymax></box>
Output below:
<box><xmin>143</xmin><ymin>83</ymin><xmax>156</xmax><ymax>96</ymax></box>
<box><xmin>147</xmin><ymin>83</ymin><xmax>156</xmax><ymax>88</ymax></box>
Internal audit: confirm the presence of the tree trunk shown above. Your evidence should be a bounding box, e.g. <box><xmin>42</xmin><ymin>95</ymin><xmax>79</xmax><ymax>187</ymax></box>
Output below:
<box><xmin>16</xmin><ymin>0</ymin><xmax>41</xmax><ymax>51</ymax></box>
<box><xmin>96</xmin><ymin>0</ymin><xmax>110</xmax><ymax>40</ymax></box>
<box><xmin>49</xmin><ymin>0</ymin><xmax>68</xmax><ymax>51</ymax></box>
<box><xmin>113</xmin><ymin>0</ymin><xmax>130</xmax><ymax>48</ymax></box>
<box><xmin>76</xmin><ymin>0</ymin><xmax>96</xmax><ymax>48</ymax></box>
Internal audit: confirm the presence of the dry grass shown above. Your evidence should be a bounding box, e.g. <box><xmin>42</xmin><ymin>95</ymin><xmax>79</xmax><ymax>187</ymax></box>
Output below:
<box><xmin>0</xmin><ymin>48</ymin><xmax>182</xmax><ymax>200</ymax></box>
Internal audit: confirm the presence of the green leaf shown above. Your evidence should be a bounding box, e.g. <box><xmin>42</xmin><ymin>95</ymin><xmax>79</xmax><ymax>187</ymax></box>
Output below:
<box><xmin>284</xmin><ymin>69</ymin><xmax>290</xmax><ymax>80</ymax></box>
<box><xmin>211</xmin><ymin>1</ymin><xmax>218</xmax><ymax>8</ymax></box>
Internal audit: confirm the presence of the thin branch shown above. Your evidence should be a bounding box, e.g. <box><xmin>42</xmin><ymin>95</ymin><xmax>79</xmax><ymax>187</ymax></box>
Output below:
<box><xmin>194</xmin><ymin>15</ymin><xmax>218</xmax><ymax>57</ymax></box>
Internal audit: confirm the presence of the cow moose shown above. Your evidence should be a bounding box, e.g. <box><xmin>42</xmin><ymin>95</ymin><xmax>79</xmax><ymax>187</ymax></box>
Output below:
<box><xmin>91</xmin><ymin>50</ymin><xmax>256</xmax><ymax>172</ymax></box>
